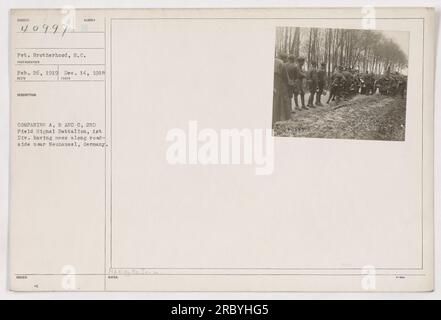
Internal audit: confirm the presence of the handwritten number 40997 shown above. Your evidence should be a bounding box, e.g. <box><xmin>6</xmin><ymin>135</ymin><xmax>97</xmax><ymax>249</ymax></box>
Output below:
<box><xmin>20</xmin><ymin>24</ymin><xmax>69</xmax><ymax>37</ymax></box>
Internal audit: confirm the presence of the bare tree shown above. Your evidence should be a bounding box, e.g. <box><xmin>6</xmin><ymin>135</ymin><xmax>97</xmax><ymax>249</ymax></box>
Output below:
<box><xmin>275</xmin><ymin>27</ymin><xmax>408</xmax><ymax>74</ymax></box>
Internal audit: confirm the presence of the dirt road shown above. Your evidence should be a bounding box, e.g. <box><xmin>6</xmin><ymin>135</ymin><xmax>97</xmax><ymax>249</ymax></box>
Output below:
<box><xmin>274</xmin><ymin>93</ymin><xmax>406</xmax><ymax>141</ymax></box>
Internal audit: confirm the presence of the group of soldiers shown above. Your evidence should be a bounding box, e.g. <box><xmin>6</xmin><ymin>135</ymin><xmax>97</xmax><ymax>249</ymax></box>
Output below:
<box><xmin>329</xmin><ymin>66</ymin><xmax>407</xmax><ymax>99</ymax></box>
<box><xmin>375</xmin><ymin>69</ymin><xmax>407</xmax><ymax>97</ymax></box>
<box><xmin>273</xmin><ymin>53</ymin><xmax>326</xmax><ymax>124</ymax></box>
<box><xmin>327</xmin><ymin>67</ymin><xmax>376</xmax><ymax>102</ymax></box>
<box><xmin>273</xmin><ymin>51</ymin><xmax>407</xmax><ymax>126</ymax></box>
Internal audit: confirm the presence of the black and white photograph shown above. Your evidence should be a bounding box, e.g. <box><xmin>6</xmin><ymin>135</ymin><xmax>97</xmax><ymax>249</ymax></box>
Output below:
<box><xmin>272</xmin><ymin>27</ymin><xmax>409</xmax><ymax>141</ymax></box>
<box><xmin>2</xmin><ymin>4</ymin><xmax>438</xmax><ymax>298</ymax></box>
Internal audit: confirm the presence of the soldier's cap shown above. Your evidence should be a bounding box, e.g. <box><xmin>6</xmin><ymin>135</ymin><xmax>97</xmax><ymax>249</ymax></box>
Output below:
<box><xmin>288</xmin><ymin>54</ymin><xmax>295</xmax><ymax>62</ymax></box>
<box><xmin>311</xmin><ymin>61</ymin><xmax>317</xmax><ymax>66</ymax></box>
<box><xmin>297</xmin><ymin>57</ymin><xmax>305</xmax><ymax>62</ymax></box>
<box><xmin>320</xmin><ymin>62</ymin><xmax>326</xmax><ymax>67</ymax></box>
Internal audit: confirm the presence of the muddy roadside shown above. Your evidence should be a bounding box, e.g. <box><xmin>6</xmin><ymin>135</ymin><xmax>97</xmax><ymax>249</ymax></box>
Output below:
<box><xmin>274</xmin><ymin>94</ymin><xmax>406</xmax><ymax>141</ymax></box>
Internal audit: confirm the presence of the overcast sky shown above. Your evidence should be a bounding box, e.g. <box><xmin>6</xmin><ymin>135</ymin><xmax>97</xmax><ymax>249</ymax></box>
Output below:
<box><xmin>380</xmin><ymin>30</ymin><xmax>410</xmax><ymax>57</ymax></box>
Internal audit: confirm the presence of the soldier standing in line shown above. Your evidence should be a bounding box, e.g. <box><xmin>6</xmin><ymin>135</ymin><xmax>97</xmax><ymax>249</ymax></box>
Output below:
<box><xmin>306</xmin><ymin>61</ymin><xmax>318</xmax><ymax>108</ymax></box>
<box><xmin>353</xmin><ymin>69</ymin><xmax>361</xmax><ymax>94</ymax></box>
<box><xmin>342</xmin><ymin>66</ymin><xmax>353</xmax><ymax>97</ymax></box>
<box><xmin>369</xmin><ymin>71</ymin><xmax>376</xmax><ymax>94</ymax></box>
<box><xmin>279</xmin><ymin>53</ymin><xmax>292</xmax><ymax>118</ymax></box>
<box><xmin>316</xmin><ymin>62</ymin><xmax>327</xmax><ymax>106</ymax></box>
<box><xmin>272</xmin><ymin>52</ymin><xmax>291</xmax><ymax>127</ymax></box>
<box><xmin>382</xmin><ymin>66</ymin><xmax>393</xmax><ymax>95</ymax></box>
<box><xmin>397</xmin><ymin>73</ymin><xmax>407</xmax><ymax>99</ymax></box>
<box><xmin>360</xmin><ymin>71</ymin><xmax>368</xmax><ymax>94</ymax></box>
<box><xmin>293</xmin><ymin>57</ymin><xmax>307</xmax><ymax>110</ymax></box>
<box><xmin>363</xmin><ymin>70</ymin><xmax>373</xmax><ymax>95</ymax></box>
<box><xmin>285</xmin><ymin>54</ymin><xmax>298</xmax><ymax>112</ymax></box>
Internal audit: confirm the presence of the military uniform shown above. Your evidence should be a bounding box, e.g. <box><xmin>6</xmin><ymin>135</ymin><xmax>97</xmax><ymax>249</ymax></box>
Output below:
<box><xmin>285</xmin><ymin>58</ymin><xmax>298</xmax><ymax>110</ymax></box>
<box><xmin>396</xmin><ymin>73</ymin><xmax>407</xmax><ymax>98</ymax></box>
<box><xmin>327</xmin><ymin>67</ymin><xmax>345</xmax><ymax>103</ymax></box>
<box><xmin>316</xmin><ymin>63</ymin><xmax>327</xmax><ymax>106</ymax></box>
<box><xmin>306</xmin><ymin>62</ymin><xmax>318</xmax><ymax>107</ymax></box>
<box><xmin>377</xmin><ymin>74</ymin><xmax>390</xmax><ymax>95</ymax></box>
<box><xmin>363</xmin><ymin>71</ymin><xmax>374</xmax><ymax>95</ymax></box>
<box><xmin>369</xmin><ymin>71</ymin><xmax>377</xmax><ymax>94</ymax></box>
<box><xmin>291</xmin><ymin>57</ymin><xmax>307</xmax><ymax>110</ymax></box>
<box><xmin>342</xmin><ymin>69</ymin><xmax>353</xmax><ymax>96</ymax></box>
<box><xmin>353</xmin><ymin>71</ymin><xmax>361</xmax><ymax>94</ymax></box>
<box><xmin>272</xmin><ymin>57</ymin><xmax>291</xmax><ymax>127</ymax></box>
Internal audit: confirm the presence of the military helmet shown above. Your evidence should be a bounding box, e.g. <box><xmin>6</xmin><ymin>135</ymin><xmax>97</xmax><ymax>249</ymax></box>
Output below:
<box><xmin>320</xmin><ymin>62</ymin><xmax>326</xmax><ymax>67</ymax></box>
<box><xmin>297</xmin><ymin>57</ymin><xmax>305</xmax><ymax>63</ymax></box>
<box><xmin>288</xmin><ymin>54</ymin><xmax>295</xmax><ymax>62</ymax></box>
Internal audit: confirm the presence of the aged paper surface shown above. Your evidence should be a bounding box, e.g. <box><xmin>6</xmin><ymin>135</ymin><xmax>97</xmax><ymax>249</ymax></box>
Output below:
<box><xmin>9</xmin><ymin>7</ymin><xmax>435</xmax><ymax>291</ymax></box>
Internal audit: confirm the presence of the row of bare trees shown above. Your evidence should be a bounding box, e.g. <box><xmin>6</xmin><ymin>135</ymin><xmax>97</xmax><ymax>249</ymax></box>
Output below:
<box><xmin>275</xmin><ymin>27</ymin><xmax>408</xmax><ymax>76</ymax></box>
